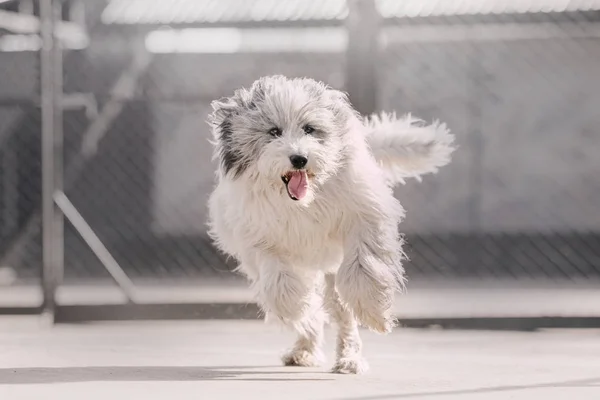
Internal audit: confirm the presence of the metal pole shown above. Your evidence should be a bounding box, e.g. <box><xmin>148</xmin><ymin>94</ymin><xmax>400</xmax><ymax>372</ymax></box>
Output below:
<box><xmin>40</xmin><ymin>0</ymin><xmax>64</xmax><ymax>320</ymax></box>
<box><xmin>345</xmin><ymin>0</ymin><xmax>381</xmax><ymax>116</ymax></box>
<box><xmin>52</xmin><ymin>0</ymin><xmax>65</xmax><ymax>309</ymax></box>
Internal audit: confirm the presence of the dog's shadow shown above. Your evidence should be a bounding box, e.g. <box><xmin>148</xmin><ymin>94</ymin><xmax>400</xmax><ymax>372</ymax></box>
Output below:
<box><xmin>0</xmin><ymin>365</ymin><xmax>334</xmax><ymax>384</ymax></box>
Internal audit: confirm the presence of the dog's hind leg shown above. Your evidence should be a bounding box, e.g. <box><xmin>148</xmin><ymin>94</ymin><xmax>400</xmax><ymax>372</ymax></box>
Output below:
<box><xmin>336</xmin><ymin>195</ymin><xmax>405</xmax><ymax>334</ymax></box>
<box><xmin>324</xmin><ymin>274</ymin><xmax>368</xmax><ymax>374</ymax></box>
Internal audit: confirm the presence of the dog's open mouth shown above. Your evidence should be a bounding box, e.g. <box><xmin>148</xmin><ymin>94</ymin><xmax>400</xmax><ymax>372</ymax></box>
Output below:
<box><xmin>281</xmin><ymin>170</ymin><xmax>308</xmax><ymax>201</ymax></box>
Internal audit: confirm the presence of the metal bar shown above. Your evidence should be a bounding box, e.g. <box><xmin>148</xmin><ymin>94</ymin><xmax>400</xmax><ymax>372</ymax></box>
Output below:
<box><xmin>60</xmin><ymin>92</ymin><xmax>98</xmax><ymax>117</ymax></box>
<box><xmin>379</xmin><ymin>12</ymin><xmax>600</xmax><ymax>27</ymax></box>
<box><xmin>94</xmin><ymin>19</ymin><xmax>345</xmax><ymax>33</ymax></box>
<box><xmin>0</xmin><ymin>306</ymin><xmax>43</xmax><ymax>316</ymax></box>
<box><xmin>0</xmin><ymin>93</ymin><xmax>98</xmax><ymax>114</ymax></box>
<box><xmin>380</xmin><ymin>22</ymin><xmax>600</xmax><ymax>44</ymax></box>
<box><xmin>50</xmin><ymin>303</ymin><xmax>600</xmax><ymax>330</ymax></box>
<box><xmin>53</xmin><ymin>191</ymin><xmax>137</xmax><ymax>303</ymax></box>
<box><xmin>345</xmin><ymin>0</ymin><xmax>380</xmax><ymax>115</ymax></box>
<box><xmin>55</xmin><ymin>303</ymin><xmax>261</xmax><ymax>322</ymax></box>
<box><xmin>0</xmin><ymin>10</ymin><xmax>89</xmax><ymax>48</ymax></box>
<box><xmin>52</xmin><ymin>0</ymin><xmax>65</xmax><ymax>312</ymax></box>
<box><xmin>468</xmin><ymin>42</ymin><xmax>483</xmax><ymax>235</ymax></box>
<box><xmin>40</xmin><ymin>0</ymin><xmax>59</xmax><ymax>319</ymax></box>
<box><xmin>0</xmin><ymin>46</ymin><xmax>151</xmax><ymax>270</ymax></box>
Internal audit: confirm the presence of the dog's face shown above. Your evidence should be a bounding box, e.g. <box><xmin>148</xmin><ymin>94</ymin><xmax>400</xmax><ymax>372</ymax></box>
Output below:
<box><xmin>209</xmin><ymin>75</ymin><xmax>356</xmax><ymax>204</ymax></box>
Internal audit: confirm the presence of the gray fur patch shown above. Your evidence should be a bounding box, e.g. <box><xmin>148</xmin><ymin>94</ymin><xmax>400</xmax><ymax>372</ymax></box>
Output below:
<box><xmin>217</xmin><ymin>119</ymin><xmax>248</xmax><ymax>178</ymax></box>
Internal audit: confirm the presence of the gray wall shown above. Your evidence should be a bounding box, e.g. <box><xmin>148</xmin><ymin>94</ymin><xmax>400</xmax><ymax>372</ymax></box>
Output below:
<box><xmin>149</xmin><ymin>38</ymin><xmax>600</xmax><ymax>235</ymax></box>
<box><xmin>380</xmin><ymin>38</ymin><xmax>600</xmax><ymax>234</ymax></box>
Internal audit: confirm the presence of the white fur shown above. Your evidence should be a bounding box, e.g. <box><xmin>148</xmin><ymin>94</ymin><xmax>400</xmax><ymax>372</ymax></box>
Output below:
<box><xmin>365</xmin><ymin>112</ymin><xmax>455</xmax><ymax>185</ymax></box>
<box><xmin>207</xmin><ymin>76</ymin><xmax>455</xmax><ymax>374</ymax></box>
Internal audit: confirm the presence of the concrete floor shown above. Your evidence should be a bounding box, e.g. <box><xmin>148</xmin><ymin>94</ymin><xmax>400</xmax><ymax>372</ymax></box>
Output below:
<box><xmin>1</xmin><ymin>318</ymin><xmax>600</xmax><ymax>399</ymax></box>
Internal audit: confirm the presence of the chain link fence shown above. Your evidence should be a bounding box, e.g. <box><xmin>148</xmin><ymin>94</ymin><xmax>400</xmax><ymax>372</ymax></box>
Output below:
<box><xmin>1</xmin><ymin>0</ymin><xmax>599</xmax><ymax>290</ymax></box>
<box><xmin>0</xmin><ymin>45</ymin><xmax>42</xmax><ymax>284</ymax></box>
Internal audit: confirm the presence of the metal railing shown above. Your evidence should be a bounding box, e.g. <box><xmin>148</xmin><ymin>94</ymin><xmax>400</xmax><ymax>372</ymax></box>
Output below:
<box><xmin>0</xmin><ymin>0</ymin><xmax>599</xmax><ymax>322</ymax></box>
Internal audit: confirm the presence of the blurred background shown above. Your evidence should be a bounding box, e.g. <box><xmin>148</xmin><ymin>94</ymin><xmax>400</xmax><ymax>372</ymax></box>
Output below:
<box><xmin>0</xmin><ymin>0</ymin><xmax>599</xmax><ymax>323</ymax></box>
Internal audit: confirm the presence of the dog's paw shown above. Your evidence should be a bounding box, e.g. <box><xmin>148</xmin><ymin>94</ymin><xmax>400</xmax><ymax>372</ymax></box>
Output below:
<box><xmin>331</xmin><ymin>357</ymin><xmax>369</xmax><ymax>374</ymax></box>
<box><xmin>282</xmin><ymin>348</ymin><xmax>325</xmax><ymax>367</ymax></box>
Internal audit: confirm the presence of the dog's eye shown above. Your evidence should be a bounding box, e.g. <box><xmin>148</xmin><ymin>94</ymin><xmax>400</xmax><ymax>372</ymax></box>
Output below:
<box><xmin>269</xmin><ymin>127</ymin><xmax>282</xmax><ymax>137</ymax></box>
<box><xmin>303</xmin><ymin>125</ymin><xmax>315</xmax><ymax>134</ymax></box>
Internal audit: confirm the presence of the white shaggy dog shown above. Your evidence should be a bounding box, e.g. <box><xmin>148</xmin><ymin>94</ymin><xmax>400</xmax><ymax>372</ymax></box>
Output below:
<box><xmin>207</xmin><ymin>75</ymin><xmax>455</xmax><ymax>374</ymax></box>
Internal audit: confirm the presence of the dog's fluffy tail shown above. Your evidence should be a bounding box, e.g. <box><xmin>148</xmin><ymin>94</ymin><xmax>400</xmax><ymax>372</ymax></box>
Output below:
<box><xmin>365</xmin><ymin>112</ymin><xmax>456</xmax><ymax>186</ymax></box>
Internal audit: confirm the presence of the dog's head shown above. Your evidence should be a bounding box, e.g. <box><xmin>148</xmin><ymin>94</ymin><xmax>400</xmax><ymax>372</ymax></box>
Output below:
<box><xmin>209</xmin><ymin>75</ymin><xmax>356</xmax><ymax>204</ymax></box>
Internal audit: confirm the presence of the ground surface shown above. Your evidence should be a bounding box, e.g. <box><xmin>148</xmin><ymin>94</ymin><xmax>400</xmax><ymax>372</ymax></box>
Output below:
<box><xmin>1</xmin><ymin>318</ymin><xmax>599</xmax><ymax>400</ymax></box>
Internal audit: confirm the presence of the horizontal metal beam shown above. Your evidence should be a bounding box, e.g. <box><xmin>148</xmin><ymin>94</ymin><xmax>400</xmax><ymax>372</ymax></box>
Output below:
<box><xmin>0</xmin><ymin>93</ymin><xmax>97</xmax><ymax>113</ymax></box>
<box><xmin>398</xmin><ymin>317</ymin><xmax>600</xmax><ymax>331</ymax></box>
<box><xmin>95</xmin><ymin>18</ymin><xmax>345</xmax><ymax>34</ymax></box>
<box><xmin>54</xmin><ymin>303</ymin><xmax>262</xmax><ymax>322</ymax></box>
<box><xmin>0</xmin><ymin>306</ymin><xmax>43</xmax><ymax>315</ymax></box>
<box><xmin>381</xmin><ymin>21</ymin><xmax>600</xmax><ymax>44</ymax></box>
<box><xmin>50</xmin><ymin>303</ymin><xmax>600</xmax><ymax>331</ymax></box>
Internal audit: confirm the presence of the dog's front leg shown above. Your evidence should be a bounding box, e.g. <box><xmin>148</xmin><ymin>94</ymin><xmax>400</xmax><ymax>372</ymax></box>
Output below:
<box><xmin>254</xmin><ymin>258</ymin><xmax>314</xmax><ymax>322</ymax></box>
<box><xmin>253</xmin><ymin>256</ymin><xmax>325</xmax><ymax>366</ymax></box>
<box><xmin>336</xmin><ymin>214</ymin><xmax>404</xmax><ymax>334</ymax></box>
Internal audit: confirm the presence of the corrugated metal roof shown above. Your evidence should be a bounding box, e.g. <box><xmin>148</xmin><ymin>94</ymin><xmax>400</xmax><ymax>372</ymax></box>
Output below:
<box><xmin>101</xmin><ymin>0</ymin><xmax>600</xmax><ymax>25</ymax></box>
<box><xmin>101</xmin><ymin>0</ymin><xmax>348</xmax><ymax>25</ymax></box>
<box><xmin>377</xmin><ymin>0</ymin><xmax>600</xmax><ymax>18</ymax></box>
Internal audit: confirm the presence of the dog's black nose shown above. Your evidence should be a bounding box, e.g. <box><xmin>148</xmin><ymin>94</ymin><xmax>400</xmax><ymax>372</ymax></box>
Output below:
<box><xmin>289</xmin><ymin>155</ymin><xmax>308</xmax><ymax>169</ymax></box>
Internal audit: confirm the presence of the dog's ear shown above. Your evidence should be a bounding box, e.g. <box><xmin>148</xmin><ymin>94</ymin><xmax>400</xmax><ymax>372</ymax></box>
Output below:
<box><xmin>325</xmin><ymin>88</ymin><xmax>359</xmax><ymax>123</ymax></box>
<box><xmin>208</xmin><ymin>93</ymin><xmax>248</xmax><ymax>178</ymax></box>
<box><xmin>209</xmin><ymin>96</ymin><xmax>238</xmax><ymax>136</ymax></box>
<box><xmin>208</xmin><ymin>84</ymin><xmax>259</xmax><ymax>127</ymax></box>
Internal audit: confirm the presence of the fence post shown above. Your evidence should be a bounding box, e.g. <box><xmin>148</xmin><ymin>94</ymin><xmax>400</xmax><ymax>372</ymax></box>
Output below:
<box><xmin>40</xmin><ymin>0</ymin><xmax>64</xmax><ymax>321</ymax></box>
<box><xmin>345</xmin><ymin>0</ymin><xmax>381</xmax><ymax>115</ymax></box>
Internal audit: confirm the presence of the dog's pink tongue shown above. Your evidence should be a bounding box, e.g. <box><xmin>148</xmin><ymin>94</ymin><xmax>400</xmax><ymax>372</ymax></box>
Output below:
<box><xmin>288</xmin><ymin>171</ymin><xmax>308</xmax><ymax>200</ymax></box>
